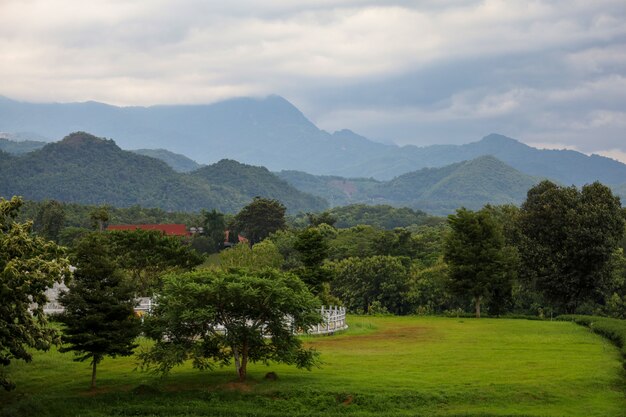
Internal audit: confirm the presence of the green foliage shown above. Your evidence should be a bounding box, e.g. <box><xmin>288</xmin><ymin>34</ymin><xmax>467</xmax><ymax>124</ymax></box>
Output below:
<box><xmin>140</xmin><ymin>268</ymin><xmax>322</xmax><ymax>381</ymax></box>
<box><xmin>329</xmin><ymin>256</ymin><xmax>412</xmax><ymax>315</ymax></box>
<box><xmin>444</xmin><ymin>207</ymin><xmax>518</xmax><ymax>318</ymax></box>
<box><xmin>328</xmin><ymin>204</ymin><xmax>435</xmax><ymax>229</ymax></box>
<box><xmin>280</xmin><ymin>156</ymin><xmax>540</xmax><ymax>215</ymax></box>
<box><xmin>33</xmin><ymin>200</ymin><xmax>66</xmax><ymax>243</ymax></box>
<box><xmin>58</xmin><ymin>232</ymin><xmax>141</xmax><ymax>389</ymax></box>
<box><xmin>108</xmin><ymin>229</ymin><xmax>203</xmax><ymax>295</ymax></box>
<box><xmin>0</xmin><ymin>197</ymin><xmax>70</xmax><ymax>390</ymax></box>
<box><xmin>408</xmin><ymin>259</ymin><xmax>453</xmax><ymax>315</ymax></box>
<box><xmin>518</xmin><ymin>181</ymin><xmax>625</xmax><ymax>313</ymax></box>
<box><xmin>131</xmin><ymin>148</ymin><xmax>202</xmax><ymax>173</ymax></box>
<box><xmin>191</xmin><ymin>159</ymin><xmax>327</xmax><ymax>214</ymax></box>
<box><xmin>233</xmin><ymin>197</ymin><xmax>286</xmax><ymax>245</ymax></box>
<box><xmin>293</xmin><ymin>227</ymin><xmax>333</xmax><ymax>294</ymax></box>
<box><xmin>201</xmin><ymin>209</ymin><xmax>226</xmax><ymax>253</ymax></box>
<box><xmin>218</xmin><ymin>241</ymin><xmax>283</xmax><ymax>271</ymax></box>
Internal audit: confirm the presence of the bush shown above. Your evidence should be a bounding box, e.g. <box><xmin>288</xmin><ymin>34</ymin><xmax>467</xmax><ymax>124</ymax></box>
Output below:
<box><xmin>557</xmin><ymin>315</ymin><xmax>626</xmax><ymax>366</ymax></box>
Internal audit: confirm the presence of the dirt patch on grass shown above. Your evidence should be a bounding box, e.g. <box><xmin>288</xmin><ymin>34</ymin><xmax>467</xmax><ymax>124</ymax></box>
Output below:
<box><xmin>218</xmin><ymin>381</ymin><xmax>256</xmax><ymax>392</ymax></box>
<box><xmin>310</xmin><ymin>325</ymin><xmax>440</xmax><ymax>349</ymax></box>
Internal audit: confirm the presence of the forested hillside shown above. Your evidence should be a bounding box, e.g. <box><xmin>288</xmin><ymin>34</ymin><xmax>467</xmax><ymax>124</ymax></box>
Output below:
<box><xmin>0</xmin><ymin>132</ymin><xmax>327</xmax><ymax>213</ymax></box>
<box><xmin>131</xmin><ymin>148</ymin><xmax>202</xmax><ymax>172</ymax></box>
<box><xmin>280</xmin><ymin>156</ymin><xmax>540</xmax><ymax>215</ymax></box>
<box><xmin>191</xmin><ymin>159</ymin><xmax>327</xmax><ymax>213</ymax></box>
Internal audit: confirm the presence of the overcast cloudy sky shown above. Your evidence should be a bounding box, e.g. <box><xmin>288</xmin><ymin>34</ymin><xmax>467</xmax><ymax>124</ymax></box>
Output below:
<box><xmin>1</xmin><ymin>0</ymin><xmax>625</xmax><ymax>160</ymax></box>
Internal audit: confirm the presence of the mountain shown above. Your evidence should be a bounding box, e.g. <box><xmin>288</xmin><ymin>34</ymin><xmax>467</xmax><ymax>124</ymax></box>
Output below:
<box><xmin>0</xmin><ymin>95</ymin><xmax>390</xmax><ymax>174</ymax></box>
<box><xmin>279</xmin><ymin>156</ymin><xmax>540</xmax><ymax>215</ymax></box>
<box><xmin>190</xmin><ymin>159</ymin><xmax>327</xmax><ymax>213</ymax></box>
<box><xmin>0</xmin><ymin>134</ymin><xmax>47</xmax><ymax>155</ymax></box>
<box><xmin>131</xmin><ymin>148</ymin><xmax>202</xmax><ymax>172</ymax></box>
<box><xmin>0</xmin><ymin>132</ymin><xmax>327</xmax><ymax>213</ymax></box>
<box><xmin>2</xmin><ymin>95</ymin><xmax>626</xmax><ymax>185</ymax></box>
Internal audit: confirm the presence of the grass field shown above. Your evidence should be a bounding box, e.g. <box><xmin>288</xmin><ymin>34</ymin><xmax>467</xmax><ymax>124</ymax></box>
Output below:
<box><xmin>1</xmin><ymin>316</ymin><xmax>625</xmax><ymax>417</ymax></box>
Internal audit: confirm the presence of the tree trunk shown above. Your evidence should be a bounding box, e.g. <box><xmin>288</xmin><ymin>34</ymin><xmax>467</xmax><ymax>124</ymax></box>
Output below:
<box><xmin>233</xmin><ymin>346</ymin><xmax>241</xmax><ymax>378</ymax></box>
<box><xmin>90</xmin><ymin>360</ymin><xmax>97</xmax><ymax>390</ymax></box>
<box><xmin>475</xmin><ymin>297</ymin><xmax>481</xmax><ymax>319</ymax></box>
<box><xmin>238</xmin><ymin>344</ymin><xmax>248</xmax><ymax>382</ymax></box>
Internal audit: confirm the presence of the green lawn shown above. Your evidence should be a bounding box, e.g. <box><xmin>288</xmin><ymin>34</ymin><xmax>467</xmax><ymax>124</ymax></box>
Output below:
<box><xmin>1</xmin><ymin>317</ymin><xmax>625</xmax><ymax>417</ymax></box>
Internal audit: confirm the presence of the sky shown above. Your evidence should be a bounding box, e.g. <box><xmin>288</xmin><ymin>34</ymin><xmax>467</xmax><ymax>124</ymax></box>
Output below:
<box><xmin>1</xmin><ymin>0</ymin><xmax>625</xmax><ymax>160</ymax></box>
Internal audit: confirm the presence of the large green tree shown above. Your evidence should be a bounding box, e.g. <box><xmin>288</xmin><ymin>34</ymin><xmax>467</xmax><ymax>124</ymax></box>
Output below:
<box><xmin>233</xmin><ymin>197</ymin><xmax>286</xmax><ymax>245</ymax></box>
<box><xmin>108</xmin><ymin>229</ymin><xmax>203</xmax><ymax>295</ymax></box>
<box><xmin>0</xmin><ymin>197</ymin><xmax>70</xmax><ymax>390</ymax></box>
<box><xmin>58</xmin><ymin>232</ymin><xmax>141</xmax><ymax>389</ymax></box>
<box><xmin>140</xmin><ymin>269</ymin><xmax>321</xmax><ymax>381</ymax></box>
<box><xmin>33</xmin><ymin>199</ymin><xmax>66</xmax><ymax>243</ymax></box>
<box><xmin>444</xmin><ymin>207</ymin><xmax>518</xmax><ymax>318</ymax></box>
<box><xmin>201</xmin><ymin>209</ymin><xmax>226</xmax><ymax>253</ymax></box>
<box><xmin>517</xmin><ymin>181</ymin><xmax>625</xmax><ymax>313</ymax></box>
<box><xmin>330</xmin><ymin>255</ymin><xmax>412</xmax><ymax>315</ymax></box>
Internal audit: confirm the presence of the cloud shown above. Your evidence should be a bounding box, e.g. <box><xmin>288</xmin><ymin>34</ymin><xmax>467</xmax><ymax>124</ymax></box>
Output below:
<box><xmin>0</xmin><ymin>0</ymin><xmax>624</xmax><ymax>155</ymax></box>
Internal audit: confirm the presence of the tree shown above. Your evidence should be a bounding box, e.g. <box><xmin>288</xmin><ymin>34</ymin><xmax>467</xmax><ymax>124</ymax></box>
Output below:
<box><xmin>202</xmin><ymin>209</ymin><xmax>226</xmax><ymax>253</ymax></box>
<box><xmin>140</xmin><ymin>269</ymin><xmax>322</xmax><ymax>381</ymax></box>
<box><xmin>517</xmin><ymin>181</ymin><xmax>625</xmax><ymax>313</ymax></box>
<box><xmin>89</xmin><ymin>206</ymin><xmax>109</xmax><ymax>232</ymax></box>
<box><xmin>307</xmin><ymin>211</ymin><xmax>337</xmax><ymax>227</ymax></box>
<box><xmin>58</xmin><ymin>232</ymin><xmax>141</xmax><ymax>389</ymax></box>
<box><xmin>219</xmin><ymin>240</ymin><xmax>283</xmax><ymax>271</ymax></box>
<box><xmin>293</xmin><ymin>227</ymin><xmax>333</xmax><ymax>294</ymax></box>
<box><xmin>330</xmin><ymin>255</ymin><xmax>412</xmax><ymax>315</ymax></box>
<box><xmin>233</xmin><ymin>198</ymin><xmax>286</xmax><ymax>245</ymax></box>
<box><xmin>444</xmin><ymin>207</ymin><xmax>518</xmax><ymax>318</ymax></box>
<box><xmin>33</xmin><ymin>199</ymin><xmax>66</xmax><ymax>243</ymax></box>
<box><xmin>108</xmin><ymin>229</ymin><xmax>203</xmax><ymax>295</ymax></box>
<box><xmin>0</xmin><ymin>197</ymin><xmax>70</xmax><ymax>390</ymax></box>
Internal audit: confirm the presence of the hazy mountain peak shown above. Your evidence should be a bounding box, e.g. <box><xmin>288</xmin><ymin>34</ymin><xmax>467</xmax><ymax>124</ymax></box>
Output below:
<box><xmin>478</xmin><ymin>133</ymin><xmax>524</xmax><ymax>146</ymax></box>
<box><xmin>57</xmin><ymin>131</ymin><xmax>116</xmax><ymax>148</ymax></box>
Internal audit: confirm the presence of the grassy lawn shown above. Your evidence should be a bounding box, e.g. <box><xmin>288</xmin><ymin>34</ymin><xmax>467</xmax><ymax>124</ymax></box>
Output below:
<box><xmin>1</xmin><ymin>317</ymin><xmax>625</xmax><ymax>417</ymax></box>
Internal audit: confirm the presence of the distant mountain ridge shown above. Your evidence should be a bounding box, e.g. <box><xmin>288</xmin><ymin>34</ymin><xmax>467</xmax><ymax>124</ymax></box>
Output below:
<box><xmin>131</xmin><ymin>148</ymin><xmax>202</xmax><ymax>172</ymax></box>
<box><xmin>278</xmin><ymin>156</ymin><xmax>541</xmax><ymax>215</ymax></box>
<box><xmin>1</xmin><ymin>95</ymin><xmax>625</xmax><ymax>185</ymax></box>
<box><xmin>0</xmin><ymin>132</ymin><xmax>327</xmax><ymax>213</ymax></box>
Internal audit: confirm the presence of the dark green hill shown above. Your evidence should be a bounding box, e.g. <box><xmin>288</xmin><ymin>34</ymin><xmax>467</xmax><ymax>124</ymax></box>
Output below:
<box><xmin>131</xmin><ymin>148</ymin><xmax>202</xmax><ymax>172</ymax></box>
<box><xmin>279</xmin><ymin>156</ymin><xmax>540</xmax><ymax>215</ymax></box>
<box><xmin>0</xmin><ymin>132</ymin><xmax>327</xmax><ymax>213</ymax></box>
<box><xmin>191</xmin><ymin>159</ymin><xmax>328</xmax><ymax>213</ymax></box>
<box><xmin>0</xmin><ymin>137</ymin><xmax>46</xmax><ymax>154</ymax></box>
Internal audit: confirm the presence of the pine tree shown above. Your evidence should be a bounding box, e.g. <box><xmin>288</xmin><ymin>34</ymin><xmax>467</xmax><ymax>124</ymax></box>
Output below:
<box><xmin>59</xmin><ymin>232</ymin><xmax>140</xmax><ymax>389</ymax></box>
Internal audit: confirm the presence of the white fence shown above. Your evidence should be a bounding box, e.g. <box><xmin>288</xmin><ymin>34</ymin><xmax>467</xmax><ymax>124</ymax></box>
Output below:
<box><xmin>46</xmin><ymin>295</ymin><xmax>347</xmax><ymax>335</ymax></box>
<box><xmin>308</xmin><ymin>306</ymin><xmax>348</xmax><ymax>335</ymax></box>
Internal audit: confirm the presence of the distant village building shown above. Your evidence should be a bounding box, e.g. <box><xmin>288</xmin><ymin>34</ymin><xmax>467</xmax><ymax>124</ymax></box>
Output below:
<box><xmin>107</xmin><ymin>224</ymin><xmax>191</xmax><ymax>236</ymax></box>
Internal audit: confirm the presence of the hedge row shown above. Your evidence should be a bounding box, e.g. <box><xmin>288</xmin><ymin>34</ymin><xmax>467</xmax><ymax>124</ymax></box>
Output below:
<box><xmin>557</xmin><ymin>315</ymin><xmax>626</xmax><ymax>366</ymax></box>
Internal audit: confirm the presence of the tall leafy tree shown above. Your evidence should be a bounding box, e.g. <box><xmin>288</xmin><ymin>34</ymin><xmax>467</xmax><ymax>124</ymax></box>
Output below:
<box><xmin>233</xmin><ymin>197</ymin><xmax>286</xmax><ymax>245</ymax></box>
<box><xmin>33</xmin><ymin>199</ymin><xmax>66</xmax><ymax>243</ymax></box>
<box><xmin>58</xmin><ymin>232</ymin><xmax>141</xmax><ymax>389</ymax></box>
<box><xmin>330</xmin><ymin>255</ymin><xmax>412</xmax><ymax>315</ymax></box>
<box><xmin>517</xmin><ymin>181</ymin><xmax>625</xmax><ymax>313</ymax></box>
<box><xmin>293</xmin><ymin>227</ymin><xmax>333</xmax><ymax>294</ymax></box>
<box><xmin>444</xmin><ymin>207</ymin><xmax>518</xmax><ymax>318</ymax></box>
<box><xmin>0</xmin><ymin>197</ymin><xmax>70</xmax><ymax>390</ymax></box>
<box><xmin>140</xmin><ymin>269</ymin><xmax>321</xmax><ymax>381</ymax></box>
<box><xmin>202</xmin><ymin>209</ymin><xmax>226</xmax><ymax>253</ymax></box>
<box><xmin>89</xmin><ymin>206</ymin><xmax>109</xmax><ymax>232</ymax></box>
<box><xmin>108</xmin><ymin>229</ymin><xmax>203</xmax><ymax>295</ymax></box>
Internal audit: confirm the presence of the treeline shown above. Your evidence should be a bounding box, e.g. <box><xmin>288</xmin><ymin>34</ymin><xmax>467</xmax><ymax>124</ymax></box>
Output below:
<box><xmin>251</xmin><ymin>181</ymin><xmax>626</xmax><ymax>318</ymax></box>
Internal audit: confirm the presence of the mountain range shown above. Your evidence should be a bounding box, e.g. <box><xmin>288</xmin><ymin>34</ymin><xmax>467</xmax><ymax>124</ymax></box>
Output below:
<box><xmin>2</xmin><ymin>95</ymin><xmax>626</xmax><ymax>185</ymax></box>
<box><xmin>0</xmin><ymin>132</ymin><xmax>327</xmax><ymax>214</ymax></box>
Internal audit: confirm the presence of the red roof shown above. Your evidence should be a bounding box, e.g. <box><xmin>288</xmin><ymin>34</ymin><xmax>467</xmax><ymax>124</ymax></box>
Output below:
<box><xmin>107</xmin><ymin>224</ymin><xmax>190</xmax><ymax>236</ymax></box>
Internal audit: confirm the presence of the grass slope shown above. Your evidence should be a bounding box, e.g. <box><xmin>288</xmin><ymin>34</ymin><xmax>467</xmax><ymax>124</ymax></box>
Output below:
<box><xmin>1</xmin><ymin>317</ymin><xmax>625</xmax><ymax>417</ymax></box>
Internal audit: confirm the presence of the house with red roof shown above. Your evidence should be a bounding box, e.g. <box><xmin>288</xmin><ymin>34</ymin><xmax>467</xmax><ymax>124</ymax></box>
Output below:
<box><xmin>107</xmin><ymin>224</ymin><xmax>191</xmax><ymax>237</ymax></box>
